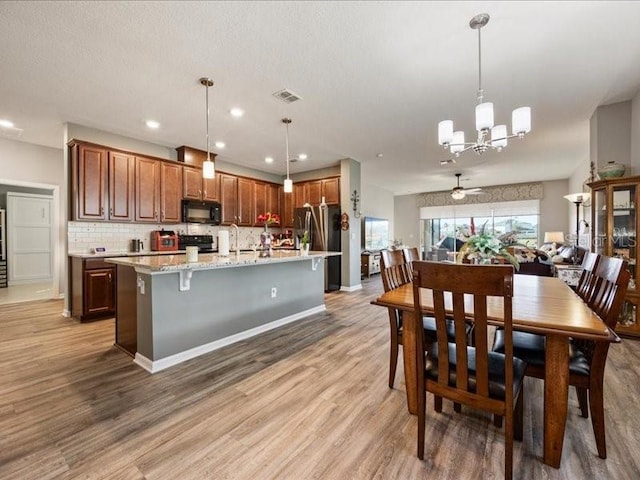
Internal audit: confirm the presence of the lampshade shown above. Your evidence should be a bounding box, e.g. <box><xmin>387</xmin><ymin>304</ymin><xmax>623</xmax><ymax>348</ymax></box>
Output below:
<box><xmin>283</xmin><ymin>178</ymin><xmax>292</xmax><ymax>193</ymax></box>
<box><xmin>451</xmin><ymin>189</ymin><xmax>466</xmax><ymax>200</ymax></box>
<box><xmin>512</xmin><ymin>107</ymin><xmax>531</xmax><ymax>135</ymax></box>
<box><xmin>202</xmin><ymin>158</ymin><xmax>215</xmax><ymax>179</ymax></box>
<box><xmin>491</xmin><ymin>124</ymin><xmax>507</xmax><ymax>148</ymax></box>
<box><xmin>475</xmin><ymin>102</ymin><xmax>494</xmax><ymax>131</ymax></box>
<box><xmin>564</xmin><ymin>192</ymin><xmax>591</xmax><ymax>204</ymax></box>
<box><xmin>450</xmin><ymin>131</ymin><xmax>465</xmax><ymax>153</ymax></box>
<box><xmin>544</xmin><ymin>231</ymin><xmax>565</xmax><ymax>244</ymax></box>
<box><xmin>438</xmin><ymin>120</ymin><xmax>453</xmax><ymax>145</ymax></box>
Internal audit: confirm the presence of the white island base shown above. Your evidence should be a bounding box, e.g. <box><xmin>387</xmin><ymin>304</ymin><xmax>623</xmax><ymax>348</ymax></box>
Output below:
<box><xmin>108</xmin><ymin>251</ymin><xmax>334</xmax><ymax>373</ymax></box>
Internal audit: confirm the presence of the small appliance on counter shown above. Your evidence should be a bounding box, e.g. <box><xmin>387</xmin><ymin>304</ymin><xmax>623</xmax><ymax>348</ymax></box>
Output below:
<box><xmin>130</xmin><ymin>239</ymin><xmax>144</xmax><ymax>252</ymax></box>
<box><xmin>150</xmin><ymin>230</ymin><xmax>179</xmax><ymax>252</ymax></box>
<box><xmin>178</xmin><ymin>234</ymin><xmax>215</xmax><ymax>253</ymax></box>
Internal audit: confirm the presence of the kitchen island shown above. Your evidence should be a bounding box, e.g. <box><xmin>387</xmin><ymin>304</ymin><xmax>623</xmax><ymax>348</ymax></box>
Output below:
<box><xmin>106</xmin><ymin>250</ymin><xmax>338</xmax><ymax>373</ymax></box>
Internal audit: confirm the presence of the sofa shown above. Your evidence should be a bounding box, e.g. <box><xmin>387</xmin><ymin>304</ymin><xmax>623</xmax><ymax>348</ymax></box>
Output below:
<box><xmin>509</xmin><ymin>244</ymin><xmax>587</xmax><ymax>277</ymax></box>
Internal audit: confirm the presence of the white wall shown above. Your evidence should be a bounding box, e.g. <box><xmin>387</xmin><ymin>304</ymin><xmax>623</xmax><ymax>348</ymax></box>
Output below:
<box><xmin>361</xmin><ymin>182</ymin><xmax>395</xmax><ymax>245</ymax></box>
<box><xmin>0</xmin><ymin>137</ymin><xmax>65</xmax><ymax>297</ymax></box>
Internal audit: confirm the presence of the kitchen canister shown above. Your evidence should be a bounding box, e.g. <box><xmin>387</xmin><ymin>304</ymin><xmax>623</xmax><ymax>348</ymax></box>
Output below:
<box><xmin>186</xmin><ymin>246</ymin><xmax>198</xmax><ymax>262</ymax></box>
<box><xmin>598</xmin><ymin>161</ymin><xmax>626</xmax><ymax>179</ymax></box>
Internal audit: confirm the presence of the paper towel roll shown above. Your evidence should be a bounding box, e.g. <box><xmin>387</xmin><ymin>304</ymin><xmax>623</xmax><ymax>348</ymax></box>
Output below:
<box><xmin>218</xmin><ymin>230</ymin><xmax>230</xmax><ymax>256</ymax></box>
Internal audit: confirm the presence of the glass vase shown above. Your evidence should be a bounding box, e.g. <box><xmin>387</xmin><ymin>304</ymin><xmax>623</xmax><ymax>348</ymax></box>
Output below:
<box><xmin>259</xmin><ymin>225</ymin><xmax>272</xmax><ymax>258</ymax></box>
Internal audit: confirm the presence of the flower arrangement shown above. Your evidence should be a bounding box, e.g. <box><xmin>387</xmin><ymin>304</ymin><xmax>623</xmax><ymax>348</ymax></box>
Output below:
<box><xmin>257</xmin><ymin>212</ymin><xmax>280</xmax><ymax>225</ymax></box>
<box><xmin>457</xmin><ymin>231</ymin><xmax>520</xmax><ymax>270</ymax></box>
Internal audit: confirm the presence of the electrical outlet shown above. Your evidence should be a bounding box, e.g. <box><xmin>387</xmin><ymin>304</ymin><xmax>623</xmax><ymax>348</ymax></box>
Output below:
<box><xmin>271</xmin><ymin>287</ymin><xmax>277</xmax><ymax>298</ymax></box>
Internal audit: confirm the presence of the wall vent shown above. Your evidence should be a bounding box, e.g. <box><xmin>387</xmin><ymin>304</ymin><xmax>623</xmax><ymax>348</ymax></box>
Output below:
<box><xmin>272</xmin><ymin>89</ymin><xmax>303</xmax><ymax>103</ymax></box>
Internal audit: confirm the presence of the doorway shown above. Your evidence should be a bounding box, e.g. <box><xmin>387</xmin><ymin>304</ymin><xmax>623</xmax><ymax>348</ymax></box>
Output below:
<box><xmin>0</xmin><ymin>181</ymin><xmax>60</xmax><ymax>305</ymax></box>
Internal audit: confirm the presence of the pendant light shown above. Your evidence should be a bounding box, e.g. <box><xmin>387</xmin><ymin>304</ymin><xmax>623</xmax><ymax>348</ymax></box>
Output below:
<box><xmin>282</xmin><ymin>118</ymin><xmax>293</xmax><ymax>193</ymax></box>
<box><xmin>200</xmin><ymin>77</ymin><xmax>215</xmax><ymax>179</ymax></box>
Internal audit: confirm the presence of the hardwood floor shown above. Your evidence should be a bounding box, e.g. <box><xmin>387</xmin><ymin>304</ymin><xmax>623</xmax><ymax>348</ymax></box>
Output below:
<box><xmin>1</xmin><ymin>277</ymin><xmax>639</xmax><ymax>479</ymax></box>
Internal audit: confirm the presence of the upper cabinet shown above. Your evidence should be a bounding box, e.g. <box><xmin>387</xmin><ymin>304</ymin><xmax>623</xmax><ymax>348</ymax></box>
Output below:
<box><xmin>590</xmin><ymin>175</ymin><xmax>640</xmax><ymax>338</ymax></box>
<box><xmin>219</xmin><ymin>173</ymin><xmax>238</xmax><ymax>225</ymax></box>
<box><xmin>322</xmin><ymin>177</ymin><xmax>340</xmax><ymax>205</ymax></box>
<box><xmin>72</xmin><ymin>143</ymin><xmax>108</xmax><ymax>221</ymax></box>
<box><xmin>183</xmin><ymin>165</ymin><xmax>220</xmax><ymax>202</ymax></box>
<box><xmin>135</xmin><ymin>157</ymin><xmax>160</xmax><ymax>222</ymax></box>
<box><xmin>160</xmin><ymin>162</ymin><xmax>183</xmax><ymax>223</ymax></box>
<box><xmin>108</xmin><ymin>151</ymin><xmax>135</xmax><ymax>221</ymax></box>
<box><xmin>291</xmin><ymin>177</ymin><xmax>341</xmax><ymax>208</ymax></box>
<box><xmin>237</xmin><ymin>177</ymin><xmax>254</xmax><ymax>226</ymax></box>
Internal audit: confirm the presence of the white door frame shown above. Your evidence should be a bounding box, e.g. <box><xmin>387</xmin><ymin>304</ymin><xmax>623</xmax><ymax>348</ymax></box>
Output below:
<box><xmin>0</xmin><ymin>178</ymin><xmax>60</xmax><ymax>299</ymax></box>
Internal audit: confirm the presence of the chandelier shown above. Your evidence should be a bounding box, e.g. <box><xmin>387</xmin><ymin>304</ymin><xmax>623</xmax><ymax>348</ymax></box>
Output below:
<box><xmin>437</xmin><ymin>13</ymin><xmax>531</xmax><ymax>157</ymax></box>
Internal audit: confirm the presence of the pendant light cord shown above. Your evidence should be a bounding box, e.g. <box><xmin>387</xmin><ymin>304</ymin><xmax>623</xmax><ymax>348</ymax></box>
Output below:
<box><xmin>205</xmin><ymin>83</ymin><xmax>211</xmax><ymax>161</ymax></box>
<box><xmin>285</xmin><ymin>120</ymin><xmax>290</xmax><ymax>180</ymax></box>
<box><xmin>477</xmin><ymin>26</ymin><xmax>483</xmax><ymax>104</ymax></box>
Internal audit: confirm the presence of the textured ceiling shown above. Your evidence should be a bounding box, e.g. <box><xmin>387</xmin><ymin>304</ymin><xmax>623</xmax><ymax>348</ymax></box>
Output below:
<box><xmin>1</xmin><ymin>1</ymin><xmax>639</xmax><ymax>195</ymax></box>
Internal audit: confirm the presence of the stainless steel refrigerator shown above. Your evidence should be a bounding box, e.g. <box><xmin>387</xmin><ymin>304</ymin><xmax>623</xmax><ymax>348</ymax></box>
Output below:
<box><xmin>294</xmin><ymin>206</ymin><xmax>341</xmax><ymax>291</ymax></box>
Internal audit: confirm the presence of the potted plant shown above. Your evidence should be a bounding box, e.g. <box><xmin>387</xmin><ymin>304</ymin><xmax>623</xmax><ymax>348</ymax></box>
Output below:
<box><xmin>457</xmin><ymin>229</ymin><xmax>520</xmax><ymax>270</ymax></box>
<box><xmin>300</xmin><ymin>230</ymin><xmax>310</xmax><ymax>256</ymax></box>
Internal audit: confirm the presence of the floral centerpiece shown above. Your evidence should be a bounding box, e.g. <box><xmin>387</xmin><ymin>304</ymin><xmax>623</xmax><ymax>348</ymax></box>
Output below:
<box><xmin>300</xmin><ymin>230</ymin><xmax>310</xmax><ymax>255</ymax></box>
<box><xmin>457</xmin><ymin>231</ymin><xmax>520</xmax><ymax>270</ymax></box>
<box><xmin>257</xmin><ymin>212</ymin><xmax>279</xmax><ymax>257</ymax></box>
<box><xmin>257</xmin><ymin>212</ymin><xmax>280</xmax><ymax>227</ymax></box>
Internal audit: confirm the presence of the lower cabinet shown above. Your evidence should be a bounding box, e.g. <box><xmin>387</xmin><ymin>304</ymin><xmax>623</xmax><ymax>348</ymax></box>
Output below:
<box><xmin>361</xmin><ymin>252</ymin><xmax>381</xmax><ymax>278</ymax></box>
<box><xmin>71</xmin><ymin>257</ymin><xmax>116</xmax><ymax>321</ymax></box>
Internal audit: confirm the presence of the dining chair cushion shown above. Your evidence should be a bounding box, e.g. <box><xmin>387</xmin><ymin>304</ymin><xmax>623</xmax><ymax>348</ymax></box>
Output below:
<box><xmin>492</xmin><ymin>330</ymin><xmax>590</xmax><ymax>377</ymax></box>
<box><xmin>399</xmin><ymin>313</ymin><xmax>470</xmax><ymax>340</ymax></box>
<box><xmin>425</xmin><ymin>342</ymin><xmax>527</xmax><ymax>399</ymax></box>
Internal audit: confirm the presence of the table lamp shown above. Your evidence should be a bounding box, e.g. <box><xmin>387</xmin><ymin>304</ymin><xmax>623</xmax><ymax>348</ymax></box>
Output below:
<box><xmin>564</xmin><ymin>193</ymin><xmax>591</xmax><ymax>264</ymax></box>
<box><xmin>543</xmin><ymin>231</ymin><xmax>565</xmax><ymax>253</ymax></box>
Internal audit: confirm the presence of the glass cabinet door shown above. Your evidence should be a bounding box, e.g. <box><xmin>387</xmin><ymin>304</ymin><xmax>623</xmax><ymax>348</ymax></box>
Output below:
<box><xmin>611</xmin><ymin>184</ymin><xmax>636</xmax><ymax>285</ymax></box>
<box><xmin>593</xmin><ymin>188</ymin><xmax>607</xmax><ymax>255</ymax></box>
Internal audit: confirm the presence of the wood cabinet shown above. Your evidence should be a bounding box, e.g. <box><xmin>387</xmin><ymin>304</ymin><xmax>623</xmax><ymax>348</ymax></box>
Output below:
<box><xmin>183</xmin><ymin>165</ymin><xmax>220</xmax><ymax>202</ymax></box>
<box><xmin>361</xmin><ymin>252</ymin><xmax>381</xmax><ymax>278</ymax></box>
<box><xmin>322</xmin><ymin>177</ymin><xmax>340</xmax><ymax>205</ymax></box>
<box><xmin>70</xmin><ymin>257</ymin><xmax>116</xmax><ymax>321</ymax></box>
<box><xmin>73</xmin><ymin>143</ymin><xmax>108</xmax><ymax>220</ymax></box>
<box><xmin>267</xmin><ymin>184</ymin><xmax>280</xmax><ymax>218</ymax></box>
<box><xmin>291</xmin><ymin>177</ymin><xmax>341</xmax><ymax>208</ymax></box>
<box><xmin>220</xmin><ymin>173</ymin><xmax>238</xmax><ymax>225</ymax></box>
<box><xmin>589</xmin><ymin>175</ymin><xmax>640</xmax><ymax>337</ymax></box>
<box><xmin>254</xmin><ymin>182</ymin><xmax>267</xmax><ymax>226</ymax></box>
<box><xmin>281</xmin><ymin>186</ymin><xmax>295</xmax><ymax>228</ymax></box>
<box><xmin>135</xmin><ymin>157</ymin><xmax>160</xmax><ymax>222</ymax></box>
<box><xmin>237</xmin><ymin>177</ymin><xmax>254</xmax><ymax>226</ymax></box>
<box><xmin>108</xmin><ymin>151</ymin><xmax>135</xmax><ymax>221</ymax></box>
<box><xmin>160</xmin><ymin>162</ymin><xmax>183</xmax><ymax>223</ymax></box>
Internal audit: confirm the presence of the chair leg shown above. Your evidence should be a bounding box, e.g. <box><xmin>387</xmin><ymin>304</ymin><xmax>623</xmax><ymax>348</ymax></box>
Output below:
<box><xmin>514</xmin><ymin>390</ymin><xmax>524</xmax><ymax>442</ymax></box>
<box><xmin>588</xmin><ymin>378</ymin><xmax>607</xmax><ymax>459</ymax></box>
<box><xmin>575</xmin><ymin>386</ymin><xmax>589</xmax><ymax>418</ymax></box>
<box><xmin>504</xmin><ymin>410</ymin><xmax>514</xmax><ymax>480</ymax></box>
<box><xmin>389</xmin><ymin>331</ymin><xmax>399</xmax><ymax>389</ymax></box>
<box><xmin>417</xmin><ymin>387</ymin><xmax>426</xmax><ymax>460</ymax></box>
<box><xmin>493</xmin><ymin>415</ymin><xmax>503</xmax><ymax>428</ymax></box>
<box><xmin>434</xmin><ymin>395</ymin><xmax>443</xmax><ymax>413</ymax></box>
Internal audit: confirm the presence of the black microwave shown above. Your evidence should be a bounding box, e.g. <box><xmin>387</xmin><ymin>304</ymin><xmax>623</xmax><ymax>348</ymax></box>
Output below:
<box><xmin>181</xmin><ymin>199</ymin><xmax>222</xmax><ymax>224</ymax></box>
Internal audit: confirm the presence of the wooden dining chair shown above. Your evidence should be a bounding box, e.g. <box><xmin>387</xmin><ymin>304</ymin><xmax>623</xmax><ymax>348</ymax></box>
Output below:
<box><xmin>380</xmin><ymin>249</ymin><xmax>469</xmax><ymax>389</ymax></box>
<box><xmin>412</xmin><ymin>261</ymin><xmax>525</xmax><ymax>480</ymax></box>
<box><xmin>493</xmin><ymin>255</ymin><xmax>629</xmax><ymax>459</ymax></box>
<box><xmin>402</xmin><ymin>247</ymin><xmax>420</xmax><ymax>273</ymax></box>
<box><xmin>576</xmin><ymin>252</ymin><xmax>601</xmax><ymax>305</ymax></box>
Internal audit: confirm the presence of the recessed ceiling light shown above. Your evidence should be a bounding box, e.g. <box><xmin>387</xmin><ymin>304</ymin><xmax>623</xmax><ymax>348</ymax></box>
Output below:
<box><xmin>298</xmin><ymin>153</ymin><xmax>308</xmax><ymax>160</ymax></box>
<box><xmin>0</xmin><ymin>119</ymin><xmax>15</xmax><ymax>128</ymax></box>
<box><xmin>376</xmin><ymin>153</ymin><xmax>384</xmax><ymax>158</ymax></box>
<box><xmin>215</xmin><ymin>141</ymin><xmax>225</xmax><ymax>149</ymax></box>
<box><xmin>265</xmin><ymin>156</ymin><xmax>274</xmax><ymax>164</ymax></box>
<box><xmin>145</xmin><ymin>120</ymin><xmax>160</xmax><ymax>129</ymax></box>
<box><xmin>230</xmin><ymin>108</ymin><xmax>244</xmax><ymax>118</ymax></box>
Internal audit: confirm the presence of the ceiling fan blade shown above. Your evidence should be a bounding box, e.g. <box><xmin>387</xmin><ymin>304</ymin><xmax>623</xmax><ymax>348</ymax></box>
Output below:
<box><xmin>464</xmin><ymin>190</ymin><xmax>485</xmax><ymax>195</ymax></box>
<box><xmin>463</xmin><ymin>187</ymin><xmax>482</xmax><ymax>193</ymax></box>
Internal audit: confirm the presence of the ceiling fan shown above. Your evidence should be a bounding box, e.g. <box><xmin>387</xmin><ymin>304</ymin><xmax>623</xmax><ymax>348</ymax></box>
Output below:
<box><xmin>451</xmin><ymin>173</ymin><xmax>484</xmax><ymax>200</ymax></box>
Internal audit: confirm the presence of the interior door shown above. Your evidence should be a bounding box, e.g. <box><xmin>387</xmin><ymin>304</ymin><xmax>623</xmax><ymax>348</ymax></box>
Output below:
<box><xmin>7</xmin><ymin>192</ymin><xmax>53</xmax><ymax>284</ymax></box>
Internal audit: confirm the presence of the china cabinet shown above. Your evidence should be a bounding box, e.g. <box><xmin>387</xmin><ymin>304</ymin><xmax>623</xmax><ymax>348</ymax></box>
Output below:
<box><xmin>589</xmin><ymin>175</ymin><xmax>640</xmax><ymax>337</ymax></box>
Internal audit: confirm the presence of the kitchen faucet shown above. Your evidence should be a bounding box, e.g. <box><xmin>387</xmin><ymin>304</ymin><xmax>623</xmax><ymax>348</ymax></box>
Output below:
<box><xmin>230</xmin><ymin>223</ymin><xmax>239</xmax><ymax>256</ymax></box>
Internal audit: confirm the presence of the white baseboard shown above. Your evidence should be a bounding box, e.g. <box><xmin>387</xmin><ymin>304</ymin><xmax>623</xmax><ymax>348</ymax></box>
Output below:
<box><xmin>340</xmin><ymin>284</ymin><xmax>362</xmax><ymax>292</ymax></box>
<box><xmin>132</xmin><ymin>304</ymin><xmax>327</xmax><ymax>374</ymax></box>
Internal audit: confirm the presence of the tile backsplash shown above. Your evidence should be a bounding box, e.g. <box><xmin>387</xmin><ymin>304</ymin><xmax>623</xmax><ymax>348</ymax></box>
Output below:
<box><xmin>68</xmin><ymin>222</ymin><xmax>278</xmax><ymax>254</ymax></box>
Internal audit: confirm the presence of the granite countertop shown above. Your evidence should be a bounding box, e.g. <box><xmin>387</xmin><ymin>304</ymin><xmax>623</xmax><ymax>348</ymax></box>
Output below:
<box><xmin>69</xmin><ymin>250</ymin><xmax>188</xmax><ymax>259</ymax></box>
<box><xmin>105</xmin><ymin>250</ymin><xmax>341</xmax><ymax>273</ymax></box>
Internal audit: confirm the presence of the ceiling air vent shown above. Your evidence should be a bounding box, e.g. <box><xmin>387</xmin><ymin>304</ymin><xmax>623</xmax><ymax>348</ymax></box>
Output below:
<box><xmin>272</xmin><ymin>89</ymin><xmax>303</xmax><ymax>103</ymax></box>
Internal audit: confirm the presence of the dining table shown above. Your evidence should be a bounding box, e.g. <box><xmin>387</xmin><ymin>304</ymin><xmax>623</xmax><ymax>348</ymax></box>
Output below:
<box><xmin>371</xmin><ymin>274</ymin><xmax>616</xmax><ymax>469</ymax></box>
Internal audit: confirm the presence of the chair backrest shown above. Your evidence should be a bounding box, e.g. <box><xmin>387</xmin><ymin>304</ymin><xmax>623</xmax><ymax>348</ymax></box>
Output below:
<box><xmin>412</xmin><ymin>261</ymin><xmax>515</xmax><ymax>409</ymax></box>
<box><xmin>589</xmin><ymin>256</ymin><xmax>630</xmax><ymax>329</ymax></box>
<box><xmin>576</xmin><ymin>252</ymin><xmax>601</xmax><ymax>305</ymax></box>
<box><xmin>380</xmin><ymin>249</ymin><xmax>411</xmax><ymax>293</ymax></box>
<box><xmin>403</xmin><ymin>247</ymin><xmax>420</xmax><ymax>265</ymax></box>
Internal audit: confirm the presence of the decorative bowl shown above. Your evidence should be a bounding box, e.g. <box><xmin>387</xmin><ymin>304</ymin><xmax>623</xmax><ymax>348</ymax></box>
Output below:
<box><xmin>598</xmin><ymin>161</ymin><xmax>626</xmax><ymax>179</ymax></box>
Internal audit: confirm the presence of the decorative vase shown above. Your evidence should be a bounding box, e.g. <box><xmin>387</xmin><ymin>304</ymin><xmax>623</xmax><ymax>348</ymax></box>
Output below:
<box><xmin>259</xmin><ymin>225</ymin><xmax>272</xmax><ymax>258</ymax></box>
<box><xmin>598</xmin><ymin>161</ymin><xmax>626</xmax><ymax>179</ymax></box>
<box><xmin>300</xmin><ymin>244</ymin><xmax>309</xmax><ymax>256</ymax></box>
